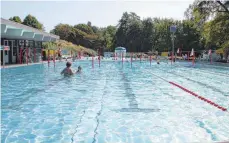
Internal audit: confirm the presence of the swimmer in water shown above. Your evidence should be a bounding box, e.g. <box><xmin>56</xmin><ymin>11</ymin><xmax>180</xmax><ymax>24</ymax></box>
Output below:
<box><xmin>76</xmin><ymin>66</ymin><xmax>82</xmax><ymax>73</ymax></box>
<box><xmin>61</xmin><ymin>62</ymin><xmax>75</xmax><ymax>76</ymax></box>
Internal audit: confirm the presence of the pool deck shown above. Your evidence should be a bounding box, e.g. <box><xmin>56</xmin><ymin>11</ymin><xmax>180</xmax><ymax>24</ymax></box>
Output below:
<box><xmin>0</xmin><ymin>60</ymin><xmax>63</xmax><ymax>69</ymax></box>
<box><xmin>1</xmin><ymin>59</ymin><xmax>228</xmax><ymax>69</ymax></box>
<box><xmin>1</xmin><ymin>62</ymin><xmax>44</xmax><ymax>69</ymax></box>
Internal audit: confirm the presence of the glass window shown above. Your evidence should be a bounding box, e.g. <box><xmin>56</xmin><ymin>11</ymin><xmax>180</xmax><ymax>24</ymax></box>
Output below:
<box><xmin>38</xmin><ymin>42</ymin><xmax>42</xmax><ymax>48</ymax></box>
<box><xmin>19</xmin><ymin>40</ymin><xmax>24</xmax><ymax>46</ymax></box>
<box><xmin>35</xmin><ymin>41</ymin><xmax>40</xmax><ymax>48</ymax></box>
<box><xmin>4</xmin><ymin>40</ymin><xmax>8</xmax><ymax>46</ymax></box>
<box><xmin>25</xmin><ymin>40</ymin><xmax>29</xmax><ymax>47</ymax></box>
<box><xmin>13</xmin><ymin>40</ymin><xmax>16</xmax><ymax>47</ymax></box>
<box><xmin>29</xmin><ymin>41</ymin><xmax>34</xmax><ymax>47</ymax></box>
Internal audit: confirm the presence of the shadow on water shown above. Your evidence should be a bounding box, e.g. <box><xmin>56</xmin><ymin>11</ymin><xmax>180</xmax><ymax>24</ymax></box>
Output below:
<box><xmin>196</xmin><ymin>120</ymin><xmax>217</xmax><ymax>141</ymax></box>
<box><xmin>115</xmin><ymin>69</ymin><xmax>160</xmax><ymax>113</ymax></box>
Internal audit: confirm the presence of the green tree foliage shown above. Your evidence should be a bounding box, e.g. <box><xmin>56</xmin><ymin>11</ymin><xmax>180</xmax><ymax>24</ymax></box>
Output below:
<box><xmin>185</xmin><ymin>0</ymin><xmax>229</xmax><ymax>47</ymax></box>
<box><xmin>202</xmin><ymin>13</ymin><xmax>229</xmax><ymax>49</ymax></box>
<box><xmin>50</xmin><ymin>12</ymin><xmax>203</xmax><ymax>53</ymax></box>
<box><xmin>74</xmin><ymin>24</ymin><xmax>94</xmax><ymax>35</ymax></box>
<box><xmin>183</xmin><ymin>0</ymin><xmax>229</xmax><ymax>58</ymax></box>
<box><xmin>43</xmin><ymin>40</ymin><xmax>96</xmax><ymax>56</ymax></box>
<box><xmin>141</xmin><ymin>18</ymin><xmax>154</xmax><ymax>52</ymax></box>
<box><xmin>115</xmin><ymin>12</ymin><xmax>142</xmax><ymax>52</ymax></box>
<box><xmin>102</xmin><ymin>26</ymin><xmax>116</xmax><ymax>51</ymax></box>
<box><xmin>23</xmin><ymin>14</ymin><xmax>44</xmax><ymax>30</ymax></box>
<box><xmin>9</xmin><ymin>16</ymin><xmax>22</xmax><ymax>23</ymax></box>
<box><xmin>51</xmin><ymin>23</ymin><xmax>101</xmax><ymax>49</ymax></box>
<box><xmin>87</xmin><ymin>21</ymin><xmax>92</xmax><ymax>27</ymax></box>
<box><xmin>91</xmin><ymin>26</ymin><xmax>99</xmax><ymax>33</ymax></box>
<box><xmin>51</xmin><ymin>24</ymin><xmax>74</xmax><ymax>41</ymax></box>
<box><xmin>114</xmin><ymin>12</ymin><xmax>202</xmax><ymax>53</ymax></box>
<box><xmin>49</xmin><ymin>4</ymin><xmax>228</xmax><ymax>56</ymax></box>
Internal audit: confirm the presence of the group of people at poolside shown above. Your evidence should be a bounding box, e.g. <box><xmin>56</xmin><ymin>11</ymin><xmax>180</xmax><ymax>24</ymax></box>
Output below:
<box><xmin>61</xmin><ymin>61</ymin><xmax>82</xmax><ymax>76</ymax></box>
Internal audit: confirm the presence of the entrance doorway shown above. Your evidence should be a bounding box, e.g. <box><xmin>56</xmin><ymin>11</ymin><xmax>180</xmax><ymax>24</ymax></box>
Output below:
<box><xmin>3</xmin><ymin>40</ymin><xmax>9</xmax><ymax>64</ymax></box>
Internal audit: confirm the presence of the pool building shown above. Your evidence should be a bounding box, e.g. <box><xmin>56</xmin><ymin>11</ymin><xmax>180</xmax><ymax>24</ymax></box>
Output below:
<box><xmin>115</xmin><ymin>47</ymin><xmax>126</xmax><ymax>58</ymax></box>
<box><xmin>1</xmin><ymin>18</ymin><xmax>59</xmax><ymax>66</ymax></box>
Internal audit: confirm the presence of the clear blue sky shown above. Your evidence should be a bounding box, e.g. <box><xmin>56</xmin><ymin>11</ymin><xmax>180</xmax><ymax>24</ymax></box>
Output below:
<box><xmin>1</xmin><ymin>0</ymin><xmax>193</xmax><ymax>32</ymax></box>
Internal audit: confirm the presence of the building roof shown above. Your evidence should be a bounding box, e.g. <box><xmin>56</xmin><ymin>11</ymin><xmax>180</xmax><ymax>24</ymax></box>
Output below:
<box><xmin>115</xmin><ymin>47</ymin><xmax>126</xmax><ymax>50</ymax></box>
<box><xmin>1</xmin><ymin>18</ymin><xmax>59</xmax><ymax>42</ymax></box>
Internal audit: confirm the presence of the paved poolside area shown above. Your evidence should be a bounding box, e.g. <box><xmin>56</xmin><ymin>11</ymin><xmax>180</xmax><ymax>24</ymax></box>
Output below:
<box><xmin>0</xmin><ymin>60</ymin><xmax>63</xmax><ymax>69</ymax></box>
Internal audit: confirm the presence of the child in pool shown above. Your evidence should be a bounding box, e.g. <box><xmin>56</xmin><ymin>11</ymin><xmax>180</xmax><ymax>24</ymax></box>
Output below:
<box><xmin>76</xmin><ymin>66</ymin><xmax>82</xmax><ymax>74</ymax></box>
<box><xmin>61</xmin><ymin>62</ymin><xmax>75</xmax><ymax>76</ymax></box>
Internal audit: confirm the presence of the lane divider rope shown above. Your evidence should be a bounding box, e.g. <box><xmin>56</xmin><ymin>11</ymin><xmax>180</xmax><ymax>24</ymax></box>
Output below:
<box><xmin>151</xmin><ymin>72</ymin><xmax>228</xmax><ymax>112</ymax></box>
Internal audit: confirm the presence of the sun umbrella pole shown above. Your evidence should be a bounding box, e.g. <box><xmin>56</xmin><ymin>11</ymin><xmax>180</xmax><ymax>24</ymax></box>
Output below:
<box><xmin>99</xmin><ymin>48</ymin><xmax>101</xmax><ymax>67</ymax></box>
<box><xmin>48</xmin><ymin>50</ymin><xmax>50</xmax><ymax>67</ymax></box>
<box><xmin>192</xmin><ymin>51</ymin><xmax>195</xmax><ymax>66</ymax></box>
<box><xmin>122</xmin><ymin>52</ymin><xmax>124</xmax><ymax>66</ymax></box>
<box><xmin>34</xmin><ymin>48</ymin><xmax>36</xmax><ymax>63</ymax></box>
<box><xmin>20</xmin><ymin>47</ymin><xmax>22</xmax><ymax>64</ymax></box>
<box><xmin>150</xmin><ymin>55</ymin><xmax>152</xmax><ymax>66</ymax></box>
<box><xmin>41</xmin><ymin>49</ymin><xmax>43</xmax><ymax>64</ymax></box>
<box><xmin>26</xmin><ymin>47</ymin><xmax>28</xmax><ymax>65</ymax></box>
<box><xmin>53</xmin><ymin>50</ymin><xmax>56</xmax><ymax>67</ymax></box>
<box><xmin>188</xmin><ymin>51</ymin><xmax>190</xmax><ymax>62</ymax></box>
<box><xmin>92</xmin><ymin>55</ymin><xmax>94</xmax><ymax>68</ymax></box>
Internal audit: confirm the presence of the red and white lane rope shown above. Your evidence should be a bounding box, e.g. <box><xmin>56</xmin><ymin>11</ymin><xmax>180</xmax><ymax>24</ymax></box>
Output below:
<box><xmin>151</xmin><ymin>73</ymin><xmax>228</xmax><ymax>112</ymax></box>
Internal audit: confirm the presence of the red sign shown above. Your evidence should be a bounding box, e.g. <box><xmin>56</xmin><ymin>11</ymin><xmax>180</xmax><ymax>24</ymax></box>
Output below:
<box><xmin>0</xmin><ymin>46</ymin><xmax>10</xmax><ymax>51</ymax></box>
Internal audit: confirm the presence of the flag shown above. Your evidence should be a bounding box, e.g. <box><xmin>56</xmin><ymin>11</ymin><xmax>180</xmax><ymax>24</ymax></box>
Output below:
<box><xmin>190</xmin><ymin>48</ymin><xmax>194</xmax><ymax>56</ymax></box>
<box><xmin>177</xmin><ymin>48</ymin><xmax>180</xmax><ymax>54</ymax></box>
<box><xmin>208</xmin><ymin>49</ymin><xmax>212</xmax><ymax>55</ymax></box>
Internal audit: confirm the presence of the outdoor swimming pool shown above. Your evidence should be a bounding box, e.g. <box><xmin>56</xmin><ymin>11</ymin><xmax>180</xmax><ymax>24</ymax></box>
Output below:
<box><xmin>1</xmin><ymin>60</ymin><xmax>229</xmax><ymax>143</ymax></box>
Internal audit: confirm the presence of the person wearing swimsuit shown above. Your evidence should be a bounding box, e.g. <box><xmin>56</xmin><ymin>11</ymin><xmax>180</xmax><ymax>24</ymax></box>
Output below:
<box><xmin>76</xmin><ymin>66</ymin><xmax>82</xmax><ymax>74</ymax></box>
<box><xmin>61</xmin><ymin>62</ymin><xmax>75</xmax><ymax>76</ymax></box>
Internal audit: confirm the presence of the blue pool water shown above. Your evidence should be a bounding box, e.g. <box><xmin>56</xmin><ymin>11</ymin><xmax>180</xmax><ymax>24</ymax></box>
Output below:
<box><xmin>1</xmin><ymin>60</ymin><xmax>229</xmax><ymax>143</ymax></box>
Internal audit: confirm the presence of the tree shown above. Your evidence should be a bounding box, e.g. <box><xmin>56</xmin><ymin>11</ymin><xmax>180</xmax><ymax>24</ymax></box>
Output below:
<box><xmin>184</xmin><ymin>0</ymin><xmax>229</xmax><ymax>28</ymax></box>
<box><xmin>50</xmin><ymin>8</ymin><xmax>228</xmax><ymax>57</ymax></box>
<box><xmin>51</xmin><ymin>24</ymin><xmax>74</xmax><ymax>41</ymax></box>
<box><xmin>102</xmin><ymin>26</ymin><xmax>116</xmax><ymax>51</ymax></box>
<box><xmin>141</xmin><ymin>18</ymin><xmax>154</xmax><ymax>52</ymax></box>
<box><xmin>197</xmin><ymin>0</ymin><xmax>229</xmax><ymax>15</ymax></box>
<box><xmin>115</xmin><ymin>12</ymin><xmax>142</xmax><ymax>52</ymax></box>
<box><xmin>91</xmin><ymin>26</ymin><xmax>99</xmax><ymax>33</ymax></box>
<box><xmin>87</xmin><ymin>21</ymin><xmax>92</xmax><ymax>27</ymax></box>
<box><xmin>202</xmin><ymin>13</ymin><xmax>229</xmax><ymax>48</ymax></box>
<box><xmin>74</xmin><ymin>24</ymin><xmax>94</xmax><ymax>35</ymax></box>
<box><xmin>23</xmin><ymin>14</ymin><xmax>44</xmax><ymax>30</ymax></box>
<box><xmin>183</xmin><ymin>0</ymin><xmax>229</xmax><ymax>60</ymax></box>
<box><xmin>9</xmin><ymin>16</ymin><xmax>22</xmax><ymax>23</ymax></box>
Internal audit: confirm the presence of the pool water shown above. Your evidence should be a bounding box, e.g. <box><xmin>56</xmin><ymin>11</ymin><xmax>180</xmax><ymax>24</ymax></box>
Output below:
<box><xmin>1</xmin><ymin>60</ymin><xmax>229</xmax><ymax>143</ymax></box>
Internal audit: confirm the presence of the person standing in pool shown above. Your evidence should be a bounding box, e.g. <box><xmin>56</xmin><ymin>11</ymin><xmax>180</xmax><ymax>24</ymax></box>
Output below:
<box><xmin>61</xmin><ymin>62</ymin><xmax>75</xmax><ymax>76</ymax></box>
<box><xmin>57</xmin><ymin>48</ymin><xmax>62</xmax><ymax>61</ymax></box>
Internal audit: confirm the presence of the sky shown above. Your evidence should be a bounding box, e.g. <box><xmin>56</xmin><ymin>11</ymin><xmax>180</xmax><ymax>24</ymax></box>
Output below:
<box><xmin>1</xmin><ymin>0</ymin><xmax>194</xmax><ymax>32</ymax></box>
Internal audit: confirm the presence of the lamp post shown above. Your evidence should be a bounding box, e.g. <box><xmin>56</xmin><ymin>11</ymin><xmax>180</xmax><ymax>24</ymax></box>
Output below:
<box><xmin>171</xmin><ymin>34</ymin><xmax>175</xmax><ymax>63</ymax></box>
<box><xmin>170</xmin><ymin>25</ymin><xmax>176</xmax><ymax>64</ymax></box>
